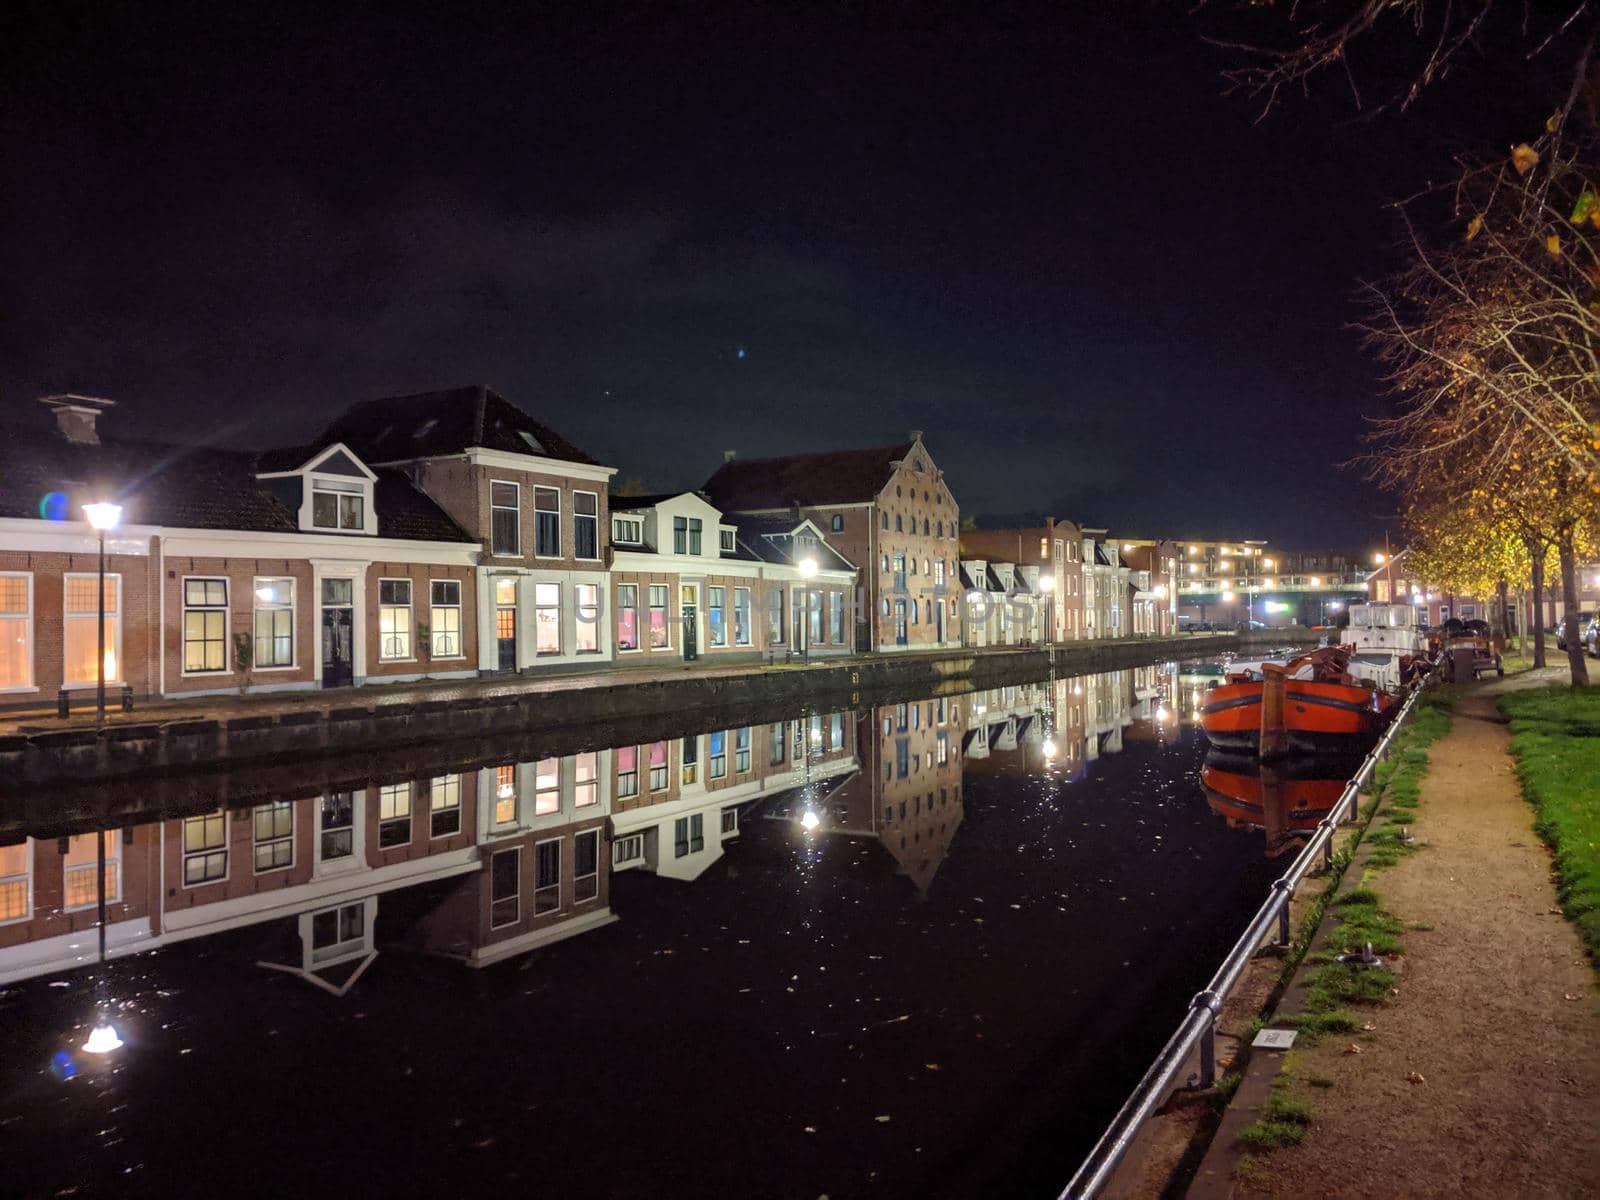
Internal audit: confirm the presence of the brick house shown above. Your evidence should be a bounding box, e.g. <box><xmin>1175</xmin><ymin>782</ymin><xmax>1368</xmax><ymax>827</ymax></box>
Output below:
<box><xmin>703</xmin><ymin>433</ymin><xmax>961</xmax><ymax>652</ymax></box>
<box><xmin>959</xmin><ymin>518</ymin><xmax>1085</xmax><ymax>641</ymax></box>
<box><xmin>608</xmin><ymin>491</ymin><xmax>856</xmax><ymax>663</ymax></box>
<box><xmin>0</xmin><ymin>395</ymin><xmax>480</xmax><ymax>707</ymax></box>
<box><xmin>320</xmin><ymin>385</ymin><xmax>618</xmax><ymax>675</ymax></box>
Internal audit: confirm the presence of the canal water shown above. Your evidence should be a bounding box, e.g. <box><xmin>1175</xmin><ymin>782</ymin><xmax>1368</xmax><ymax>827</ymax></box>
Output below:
<box><xmin>0</xmin><ymin>662</ymin><xmax>1341</xmax><ymax>1199</ymax></box>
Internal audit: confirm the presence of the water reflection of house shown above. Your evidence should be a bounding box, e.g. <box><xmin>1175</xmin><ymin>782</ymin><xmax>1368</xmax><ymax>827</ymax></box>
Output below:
<box><xmin>608</xmin><ymin>714</ymin><xmax>859</xmax><ymax>882</ymax></box>
<box><xmin>0</xmin><ymin>747</ymin><xmax>623</xmax><ymax>985</ymax></box>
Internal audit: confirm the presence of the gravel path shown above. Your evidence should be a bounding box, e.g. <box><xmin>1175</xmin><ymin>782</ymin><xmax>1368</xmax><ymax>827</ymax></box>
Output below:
<box><xmin>1232</xmin><ymin>670</ymin><xmax>1600</xmax><ymax>1199</ymax></box>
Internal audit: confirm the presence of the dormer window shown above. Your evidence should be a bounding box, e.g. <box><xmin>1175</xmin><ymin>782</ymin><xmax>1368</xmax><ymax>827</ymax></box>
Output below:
<box><xmin>312</xmin><ymin>479</ymin><xmax>365</xmax><ymax>530</ymax></box>
<box><xmin>613</xmin><ymin>516</ymin><xmax>643</xmax><ymax>545</ymax></box>
<box><xmin>720</xmin><ymin>529</ymin><xmax>736</xmax><ymax>553</ymax></box>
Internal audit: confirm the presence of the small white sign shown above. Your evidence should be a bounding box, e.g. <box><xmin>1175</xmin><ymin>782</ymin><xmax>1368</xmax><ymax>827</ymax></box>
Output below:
<box><xmin>1252</xmin><ymin>1028</ymin><xmax>1298</xmax><ymax>1050</ymax></box>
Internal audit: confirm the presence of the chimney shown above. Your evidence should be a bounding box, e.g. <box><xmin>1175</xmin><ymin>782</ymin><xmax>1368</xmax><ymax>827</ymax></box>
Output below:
<box><xmin>908</xmin><ymin>429</ymin><xmax>923</xmax><ymax>441</ymax></box>
<box><xmin>723</xmin><ymin>449</ymin><xmax>737</xmax><ymax>462</ymax></box>
<box><xmin>40</xmin><ymin>395</ymin><xmax>117</xmax><ymax>445</ymax></box>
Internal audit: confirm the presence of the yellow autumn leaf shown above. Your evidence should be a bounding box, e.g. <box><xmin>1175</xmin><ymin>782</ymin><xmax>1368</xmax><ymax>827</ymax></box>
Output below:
<box><xmin>1511</xmin><ymin>143</ymin><xmax>1540</xmax><ymax>175</ymax></box>
<box><xmin>1546</xmin><ymin>233</ymin><xmax>1562</xmax><ymax>257</ymax></box>
<box><xmin>1466</xmin><ymin>214</ymin><xmax>1483</xmax><ymax>241</ymax></box>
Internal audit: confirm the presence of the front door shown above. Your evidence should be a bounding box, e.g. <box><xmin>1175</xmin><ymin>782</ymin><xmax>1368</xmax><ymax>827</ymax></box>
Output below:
<box><xmin>681</xmin><ymin>584</ymin><xmax>699</xmax><ymax>661</ymax></box>
<box><xmin>495</xmin><ymin>577</ymin><xmax>518</xmax><ymax>672</ymax></box>
<box><xmin>320</xmin><ymin>579</ymin><xmax>354</xmax><ymax>689</ymax></box>
<box><xmin>894</xmin><ymin>599</ymin><xmax>908</xmax><ymax>646</ymax></box>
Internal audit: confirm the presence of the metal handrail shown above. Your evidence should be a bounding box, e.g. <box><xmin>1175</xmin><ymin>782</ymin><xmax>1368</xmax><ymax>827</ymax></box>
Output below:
<box><xmin>1059</xmin><ymin>672</ymin><xmax>1436</xmax><ymax>1199</ymax></box>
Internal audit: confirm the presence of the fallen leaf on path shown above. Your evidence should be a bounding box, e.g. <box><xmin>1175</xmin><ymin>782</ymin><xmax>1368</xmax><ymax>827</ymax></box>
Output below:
<box><xmin>1564</xmin><ymin>993</ymin><xmax>1579</xmax><ymax>1001</ymax></box>
<box><xmin>804</xmin><ymin>1126</ymin><xmax>817</xmax><ymax>1134</ymax></box>
<box><xmin>1406</xmin><ymin>1071</ymin><xmax>1426</xmax><ymax>1085</ymax></box>
<box><xmin>875</xmin><ymin>1115</ymin><xmax>892</xmax><ymax>1123</ymax></box>
<box><xmin>1361</xmin><ymin>1022</ymin><xmax>1376</xmax><ymax>1031</ymax></box>
<box><xmin>924</xmin><ymin>1063</ymin><xmax>941</xmax><ymax>1071</ymax></box>
<box><xmin>1344</xmin><ymin>1044</ymin><xmax>1362</xmax><ymax>1055</ymax></box>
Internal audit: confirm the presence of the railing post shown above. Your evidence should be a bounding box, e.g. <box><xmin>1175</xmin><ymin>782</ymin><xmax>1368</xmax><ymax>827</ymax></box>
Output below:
<box><xmin>1191</xmin><ymin>990</ymin><xmax>1222</xmax><ymax>1089</ymax></box>
<box><xmin>1271</xmin><ymin>878</ymin><xmax>1295</xmax><ymax>945</ymax></box>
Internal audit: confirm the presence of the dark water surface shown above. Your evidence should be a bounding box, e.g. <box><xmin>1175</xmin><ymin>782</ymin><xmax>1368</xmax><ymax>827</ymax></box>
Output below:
<box><xmin>0</xmin><ymin>664</ymin><xmax>1309</xmax><ymax>1199</ymax></box>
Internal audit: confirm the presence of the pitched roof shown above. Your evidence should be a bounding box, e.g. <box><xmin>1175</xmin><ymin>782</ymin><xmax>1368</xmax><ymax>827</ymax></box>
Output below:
<box><xmin>318</xmin><ymin>385</ymin><xmax>599</xmax><ymax>466</ymax></box>
<box><xmin>609</xmin><ymin>491</ymin><xmax>705</xmax><ymax>512</ymax></box>
<box><xmin>0</xmin><ymin>424</ymin><xmax>471</xmax><ymax>542</ymax></box>
<box><xmin>702</xmin><ymin>441</ymin><xmax>915</xmax><ymax>510</ymax></box>
<box><xmin>723</xmin><ymin>513</ymin><xmax>856</xmax><ymax>572</ymax></box>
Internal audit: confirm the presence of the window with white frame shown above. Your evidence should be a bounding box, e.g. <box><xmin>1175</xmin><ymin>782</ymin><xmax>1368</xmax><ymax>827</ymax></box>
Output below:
<box><xmin>681</xmin><ymin>734</ymin><xmax>698</xmax><ymax>785</ymax></box>
<box><xmin>829</xmin><ymin>712</ymin><xmax>843</xmax><ymax>749</ymax></box>
<box><xmin>182</xmin><ymin>811</ymin><xmax>228</xmax><ymax>885</ymax></box>
<box><xmin>648</xmin><ymin>585</ymin><xmax>669</xmax><ymax>649</ymax></box>
<box><xmin>534</xmin><ymin>487</ymin><xmax>561</xmax><ymax>557</ymax></box>
<box><xmin>575</xmin><ymin>583</ymin><xmax>600</xmax><ymax>653</ymax></box>
<box><xmin>612</xmin><ymin>516</ymin><xmax>643</xmax><ymax>545</ymax></box>
<box><xmin>770</xmin><ymin>721</ymin><xmax>786</xmax><ymax>765</ymax></box>
<box><xmin>311</xmin><ymin>478</ymin><xmax>365</xmax><ymax>531</ymax></box>
<box><xmin>574</xmin><ymin>829</ymin><xmax>599</xmax><ymax>902</ymax></box>
<box><xmin>252</xmin><ymin>577</ymin><xmax>295</xmax><ymax>668</ymax></box>
<box><xmin>613</xmin><ymin>833</ymin><xmax>643</xmax><ymax>866</ymax></box>
<box><xmin>673</xmin><ymin>813</ymin><xmax>704</xmax><ymax>858</ymax></box>
<box><xmin>735</xmin><ymin>726</ymin><xmax>751</xmax><ymax>773</ymax></box>
<box><xmin>573</xmin><ymin>752</ymin><xmax>599</xmax><ymax>807</ymax></box>
<box><xmin>490</xmin><ymin>481</ymin><xmax>520</xmax><ymax>556</ymax></box>
<box><xmin>0</xmin><ymin>574</ymin><xmax>33</xmax><ymax>690</ymax></box>
<box><xmin>533</xmin><ymin>839</ymin><xmax>561</xmax><ymax>913</ymax></box>
<box><xmin>430</xmin><ymin>774</ymin><xmax>462</xmax><ymax>837</ymax></box>
<box><xmin>829</xmin><ymin>591</ymin><xmax>844</xmax><ymax>644</ymax></box>
<box><xmin>379</xmin><ymin>579</ymin><xmax>413</xmax><ymax>660</ymax></box>
<box><xmin>490</xmin><ymin>848</ymin><xmax>520</xmax><ymax>928</ymax></box>
<box><xmin>535</xmin><ymin>758</ymin><xmax>561</xmax><ymax>815</ymax></box>
<box><xmin>0</xmin><ymin>841</ymin><xmax>29</xmax><ymax>921</ymax></box>
<box><xmin>721</xmin><ymin>807</ymin><xmax>738</xmax><ymax>835</ymax></box>
<box><xmin>321</xmin><ymin>792</ymin><xmax>355</xmax><ymax>861</ymax></box>
<box><xmin>616</xmin><ymin>584</ymin><xmax>639</xmax><ymax>651</ymax></box>
<box><xmin>709</xmin><ymin>730</ymin><xmax>727</xmax><ymax>778</ymax></box>
<box><xmin>720</xmin><ymin>529</ymin><xmax>735</xmax><ymax>553</ymax></box>
<box><xmin>182</xmin><ymin>578</ymin><xmax>228</xmax><ymax>673</ymax></box>
<box><xmin>493</xmin><ymin>765</ymin><xmax>517</xmax><ymax>825</ymax></box>
<box><xmin>708</xmin><ymin>586</ymin><xmax>726</xmax><ymax>647</ymax></box>
<box><xmin>535</xmin><ymin>583</ymin><xmax>561</xmax><ymax>655</ymax></box>
<box><xmin>617</xmin><ymin>745</ymin><xmax>639</xmax><ymax>797</ymax></box>
<box><xmin>574</xmin><ymin>491</ymin><xmax>599</xmax><ymax>560</ymax></box>
<box><xmin>378</xmin><ymin>782</ymin><xmax>412</xmax><ymax>848</ymax></box>
<box><xmin>311</xmin><ymin>901</ymin><xmax>366</xmax><ymax>963</ymax></box>
<box><xmin>63</xmin><ymin>574</ymin><xmax>120</xmax><ymax>685</ymax></box>
<box><xmin>734</xmin><ymin>587</ymin><xmax>751</xmax><ymax>645</ymax></box>
<box><xmin>63</xmin><ymin>832</ymin><xmax>119</xmax><ymax>908</ymax></box>
<box><xmin>430</xmin><ymin>580</ymin><xmax>463</xmax><ymax>657</ymax></box>
<box><xmin>768</xmin><ymin>587</ymin><xmax>785</xmax><ymax>644</ymax></box>
<box><xmin>253</xmin><ymin>801</ymin><xmax>294</xmax><ymax>871</ymax></box>
<box><xmin>648</xmin><ymin>740</ymin><xmax>668</xmax><ymax>790</ymax></box>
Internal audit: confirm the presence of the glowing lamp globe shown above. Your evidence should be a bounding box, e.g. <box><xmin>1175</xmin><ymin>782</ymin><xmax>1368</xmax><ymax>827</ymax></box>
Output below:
<box><xmin>83</xmin><ymin>502</ymin><xmax>122</xmax><ymax>532</ymax></box>
<box><xmin>82</xmin><ymin>1021</ymin><xmax>123</xmax><ymax>1055</ymax></box>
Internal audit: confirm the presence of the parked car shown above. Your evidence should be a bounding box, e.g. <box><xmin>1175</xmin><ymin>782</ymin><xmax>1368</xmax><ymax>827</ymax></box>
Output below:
<box><xmin>1234</xmin><ymin>619</ymin><xmax>1266</xmax><ymax>631</ymax></box>
<box><xmin>1583</xmin><ymin>614</ymin><xmax>1600</xmax><ymax>658</ymax></box>
<box><xmin>1555</xmin><ymin>611</ymin><xmax>1593</xmax><ymax>652</ymax></box>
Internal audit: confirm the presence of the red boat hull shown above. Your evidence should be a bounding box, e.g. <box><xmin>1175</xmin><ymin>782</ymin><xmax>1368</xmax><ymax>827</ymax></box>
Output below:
<box><xmin>1201</xmin><ymin>679</ymin><xmax>1394</xmax><ymax>754</ymax></box>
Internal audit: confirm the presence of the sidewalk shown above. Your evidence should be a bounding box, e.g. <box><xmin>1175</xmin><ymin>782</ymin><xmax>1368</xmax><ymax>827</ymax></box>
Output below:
<box><xmin>1219</xmin><ymin>669</ymin><xmax>1600</xmax><ymax>1198</ymax></box>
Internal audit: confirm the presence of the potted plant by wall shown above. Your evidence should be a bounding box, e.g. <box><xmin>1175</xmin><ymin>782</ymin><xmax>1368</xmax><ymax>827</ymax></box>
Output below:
<box><xmin>233</xmin><ymin>632</ymin><xmax>253</xmax><ymax>694</ymax></box>
<box><xmin>416</xmin><ymin>620</ymin><xmax>431</xmax><ymax>681</ymax></box>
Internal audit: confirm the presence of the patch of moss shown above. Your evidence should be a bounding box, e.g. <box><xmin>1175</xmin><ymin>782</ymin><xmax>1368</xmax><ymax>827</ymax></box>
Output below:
<box><xmin>1307</xmin><ymin>1075</ymin><xmax>1335</xmax><ymax>1089</ymax></box>
<box><xmin>1237</xmin><ymin>1119</ymin><xmax>1308</xmax><ymax>1151</ymax></box>
<box><xmin>1280</xmin><ymin>1009</ymin><xmax>1361</xmax><ymax>1036</ymax></box>
<box><xmin>1303</xmin><ymin>961</ymin><xmax>1397</xmax><ymax>1011</ymax></box>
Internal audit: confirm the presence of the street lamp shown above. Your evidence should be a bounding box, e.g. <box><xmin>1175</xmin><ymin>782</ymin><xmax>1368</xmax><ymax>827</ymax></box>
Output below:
<box><xmin>797</xmin><ymin>556</ymin><xmax>818</xmax><ymax>660</ymax></box>
<box><xmin>82</xmin><ymin>502</ymin><xmax>122</xmax><ymax>727</ymax></box>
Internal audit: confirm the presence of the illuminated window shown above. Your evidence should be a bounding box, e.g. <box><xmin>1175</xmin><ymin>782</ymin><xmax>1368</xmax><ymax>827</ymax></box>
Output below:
<box><xmin>574</xmin><ymin>752</ymin><xmax>599</xmax><ymax>807</ymax></box>
<box><xmin>182</xmin><ymin>578</ymin><xmax>228</xmax><ymax>673</ymax></box>
<box><xmin>0</xmin><ymin>841</ymin><xmax>29</xmax><ymax>921</ymax></box>
<box><xmin>535</xmin><ymin>582</ymin><xmax>561</xmax><ymax>655</ymax></box>
<box><xmin>617</xmin><ymin>584</ymin><xmax>639</xmax><ymax>651</ymax></box>
<box><xmin>252</xmin><ymin>802</ymin><xmax>294</xmax><ymax>871</ymax></box>
<box><xmin>493</xmin><ymin>765</ymin><xmax>517</xmax><ymax>825</ymax></box>
<box><xmin>64</xmin><ymin>574</ymin><xmax>121</xmax><ymax>685</ymax></box>
<box><xmin>252</xmin><ymin>577</ymin><xmax>294</xmax><ymax>668</ymax></box>
<box><xmin>321</xmin><ymin>792</ymin><xmax>355</xmax><ymax>862</ymax></box>
<box><xmin>0</xmin><ymin>574</ymin><xmax>31</xmax><ymax>691</ymax></box>
<box><xmin>63</xmin><ymin>832</ymin><xmax>119</xmax><ymax>908</ymax></box>
<box><xmin>182</xmin><ymin>810</ymin><xmax>228</xmax><ymax>885</ymax></box>
<box><xmin>734</xmin><ymin>587</ymin><xmax>752</xmax><ymax>645</ymax></box>
<box><xmin>430</xmin><ymin>580</ymin><xmax>463</xmax><ymax>657</ymax></box>
<box><xmin>573</xmin><ymin>830</ymin><xmax>599</xmax><ymax>902</ymax></box>
<box><xmin>708</xmin><ymin>586</ymin><xmax>726</xmax><ymax>647</ymax></box>
<box><xmin>649</xmin><ymin>741</ymin><xmax>669</xmax><ymax>790</ymax></box>
<box><xmin>648</xmin><ymin>585</ymin><xmax>669</xmax><ymax>649</ymax></box>
<box><xmin>378</xmin><ymin>579</ymin><xmax>413</xmax><ymax>660</ymax></box>
<box><xmin>709</xmin><ymin>730</ymin><xmax>727</xmax><ymax>779</ymax></box>
<box><xmin>378</xmin><ymin>782</ymin><xmax>411</xmax><ymax>848</ymax></box>
<box><xmin>430</xmin><ymin>774</ymin><xmax>462</xmax><ymax>838</ymax></box>
<box><xmin>574</xmin><ymin>583</ymin><xmax>600</xmax><ymax>653</ymax></box>
<box><xmin>617</xmin><ymin>746</ymin><xmax>639</xmax><ymax>798</ymax></box>
<box><xmin>681</xmin><ymin>734</ymin><xmax>698</xmax><ymax>785</ymax></box>
<box><xmin>535</xmin><ymin>758</ymin><xmax>561</xmax><ymax>815</ymax></box>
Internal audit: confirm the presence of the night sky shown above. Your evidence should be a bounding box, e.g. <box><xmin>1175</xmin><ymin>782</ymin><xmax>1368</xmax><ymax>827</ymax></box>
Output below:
<box><xmin>0</xmin><ymin>3</ymin><xmax>1520</xmax><ymax>546</ymax></box>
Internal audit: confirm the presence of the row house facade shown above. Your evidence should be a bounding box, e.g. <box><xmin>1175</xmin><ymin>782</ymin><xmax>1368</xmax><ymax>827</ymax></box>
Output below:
<box><xmin>959</xmin><ymin>519</ymin><xmax>1086</xmax><ymax>641</ymax></box>
<box><xmin>609</xmin><ymin>492</ymin><xmax>857</xmax><ymax>662</ymax></box>
<box><xmin>704</xmin><ymin>433</ymin><xmax>962</xmax><ymax>652</ymax></box>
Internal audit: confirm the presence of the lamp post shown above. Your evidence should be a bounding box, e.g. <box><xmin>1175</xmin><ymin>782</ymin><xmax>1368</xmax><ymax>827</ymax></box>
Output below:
<box><xmin>82</xmin><ymin>502</ymin><xmax>122</xmax><ymax>727</ymax></box>
<box><xmin>797</xmin><ymin>556</ymin><xmax>818</xmax><ymax>661</ymax></box>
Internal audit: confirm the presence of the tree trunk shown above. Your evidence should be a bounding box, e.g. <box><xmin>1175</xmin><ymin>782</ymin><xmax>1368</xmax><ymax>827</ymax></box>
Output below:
<box><xmin>1529</xmin><ymin>548</ymin><xmax>1546</xmax><ymax>668</ymax></box>
<box><xmin>1495</xmin><ymin>578</ymin><xmax>1509</xmax><ymax>645</ymax></box>
<box><xmin>1558</xmin><ymin>527</ymin><xmax>1590</xmax><ymax>687</ymax></box>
